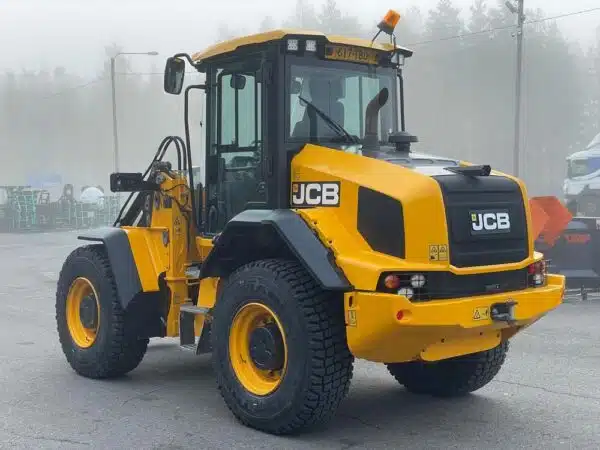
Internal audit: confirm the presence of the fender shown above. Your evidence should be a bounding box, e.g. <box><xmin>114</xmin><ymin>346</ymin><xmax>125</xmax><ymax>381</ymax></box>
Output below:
<box><xmin>200</xmin><ymin>209</ymin><xmax>352</xmax><ymax>291</ymax></box>
<box><xmin>78</xmin><ymin>227</ymin><xmax>143</xmax><ymax>309</ymax></box>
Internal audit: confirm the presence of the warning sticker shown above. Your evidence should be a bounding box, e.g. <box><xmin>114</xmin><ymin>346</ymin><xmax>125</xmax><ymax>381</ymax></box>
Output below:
<box><xmin>429</xmin><ymin>245</ymin><xmax>439</xmax><ymax>261</ymax></box>
<box><xmin>473</xmin><ymin>307</ymin><xmax>490</xmax><ymax>321</ymax></box>
<box><xmin>438</xmin><ymin>244</ymin><xmax>448</xmax><ymax>261</ymax></box>
<box><xmin>429</xmin><ymin>244</ymin><xmax>448</xmax><ymax>261</ymax></box>
<box><xmin>347</xmin><ymin>310</ymin><xmax>357</xmax><ymax>327</ymax></box>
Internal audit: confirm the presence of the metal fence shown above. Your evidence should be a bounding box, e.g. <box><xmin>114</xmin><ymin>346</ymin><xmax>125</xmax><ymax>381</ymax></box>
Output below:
<box><xmin>0</xmin><ymin>186</ymin><xmax>121</xmax><ymax>232</ymax></box>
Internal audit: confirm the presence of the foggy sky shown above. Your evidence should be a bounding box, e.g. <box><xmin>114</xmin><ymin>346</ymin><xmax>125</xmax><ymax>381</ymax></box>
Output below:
<box><xmin>1</xmin><ymin>0</ymin><xmax>599</xmax><ymax>78</ymax></box>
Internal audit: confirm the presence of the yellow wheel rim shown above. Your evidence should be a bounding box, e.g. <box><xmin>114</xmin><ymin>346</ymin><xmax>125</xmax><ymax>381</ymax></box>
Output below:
<box><xmin>65</xmin><ymin>277</ymin><xmax>100</xmax><ymax>349</ymax></box>
<box><xmin>229</xmin><ymin>302</ymin><xmax>288</xmax><ymax>396</ymax></box>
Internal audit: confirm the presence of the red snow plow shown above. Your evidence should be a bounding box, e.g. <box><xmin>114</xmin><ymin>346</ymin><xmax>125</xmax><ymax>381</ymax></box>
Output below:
<box><xmin>531</xmin><ymin>196</ymin><xmax>600</xmax><ymax>298</ymax></box>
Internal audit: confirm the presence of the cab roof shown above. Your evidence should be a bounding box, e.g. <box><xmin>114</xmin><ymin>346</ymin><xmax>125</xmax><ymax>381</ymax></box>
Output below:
<box><xmin>567</xmin><ymin>147</ymin><xmax>600</xmax><ymax>160</ymax></box>
<box><xmin>191</xmin><ymin>29</ymin><xmax>413</xmax><ymax>64</ymax></box>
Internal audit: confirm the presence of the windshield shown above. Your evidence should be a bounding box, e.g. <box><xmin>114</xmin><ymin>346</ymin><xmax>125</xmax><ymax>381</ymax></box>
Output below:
<box><xmin>286</xmin><ymin>58</ymin><xmax>398</xmax><ymax>148</ymax></box>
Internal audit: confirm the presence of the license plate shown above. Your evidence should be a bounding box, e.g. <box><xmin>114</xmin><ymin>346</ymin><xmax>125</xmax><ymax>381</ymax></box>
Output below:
<box><xmin>324</xmin><ymin>45</ymin><xmax>379</xmax><ymax>65</ymax></box>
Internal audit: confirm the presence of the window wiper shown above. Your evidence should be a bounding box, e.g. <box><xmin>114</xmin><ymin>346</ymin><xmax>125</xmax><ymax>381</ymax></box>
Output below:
<box><xmin>298</xmin><ymin>96</ymin><xmax>360</xmax><ymax>145</ymax></box>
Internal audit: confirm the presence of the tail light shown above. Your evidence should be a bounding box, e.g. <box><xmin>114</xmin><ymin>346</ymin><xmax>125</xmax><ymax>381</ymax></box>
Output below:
<box><xmin>527</xmin><ymin>259</ymin><xmax>547</xmax><ymax>287</ymax></box>
<box><xmin>379</xmin><ymin>273</ymin><xmax>428</xmax><ymax>300</ymax></box>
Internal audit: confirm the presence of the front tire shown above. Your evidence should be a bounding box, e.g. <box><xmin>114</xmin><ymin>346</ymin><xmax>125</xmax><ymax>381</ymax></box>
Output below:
<box><xmin>56</xmin><ymin>244</ymin><xmax>148</xmax><ymax>379</ymax></box>
<box><xmin>211</xmin><ymin>259</ymin><xmax>354</xmax><ymax>435</ymax></box>
<box><xmin>386</xmin><ymin>341</ymin><xmax>509</xmax><ymax>397</ymax></box>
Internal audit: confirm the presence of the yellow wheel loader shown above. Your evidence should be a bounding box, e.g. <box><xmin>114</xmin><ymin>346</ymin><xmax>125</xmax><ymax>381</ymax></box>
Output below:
<box><xmin>55</xmin><ymin>10</ymin><xmax>565</xmax><ymax>435</ymax></box>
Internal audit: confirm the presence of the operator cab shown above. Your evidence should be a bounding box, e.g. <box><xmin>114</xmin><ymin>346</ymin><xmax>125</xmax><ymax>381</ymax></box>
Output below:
<box><xmin>163</xmin><ymin>12</ymin><xmax>414</xmax><ymax>234</ymax></box>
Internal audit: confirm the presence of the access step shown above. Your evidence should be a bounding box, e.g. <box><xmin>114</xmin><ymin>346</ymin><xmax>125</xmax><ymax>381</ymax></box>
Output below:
<box><xmin>185</xmin><ymin>266</ymin><xmax>201</xmax><ymax>279</ymax></box>
<box><xmin>179</xmin><ymin>302</ymin><xmax>212</xmax><ymax>355</ymax></box>
<box><xmin>180</xmin><ymin>304</ymin><xmax>210</xmax><ymax>315</ymax></box>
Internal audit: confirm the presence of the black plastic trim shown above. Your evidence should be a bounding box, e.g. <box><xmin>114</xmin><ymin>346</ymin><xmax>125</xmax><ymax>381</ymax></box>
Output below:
<box><xmin>199</xmin><ymin>209</ymin><xmax>352</xmax><ymax>291</ymax></box>
<box><xmin>78</xmin><ymin>227</ymin><xmax>143</xmax><ymax>308</ymax></box>
<box><xmin>377</xmin><ymin>269</ymin><xmax>529</xmax><ymax>301</ymax></box>
<box><xmin>357</xmin><ymin>186</ymin><xmax>405</xmax><ymax>259</ymax></box>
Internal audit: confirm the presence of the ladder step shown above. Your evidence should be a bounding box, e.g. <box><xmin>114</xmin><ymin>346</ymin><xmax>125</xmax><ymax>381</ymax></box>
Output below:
<box><xmin>185</xmin><ymin>267</ymin><xmax>201</xmax><ymax>278</ymax></box>
<box><xmin>180</xmin><ymin>343</ymin><xmax>197</xmax><ymax>352</ymax></box>
<box><xmin>179</xmin><ymin>303</ymin><xmax>210</xmax><ymax>348</ymax></box>
<box><xmin>180</xmin><ymin>304</ymin><xmax>210</xmax><ymax>315</ymax></box>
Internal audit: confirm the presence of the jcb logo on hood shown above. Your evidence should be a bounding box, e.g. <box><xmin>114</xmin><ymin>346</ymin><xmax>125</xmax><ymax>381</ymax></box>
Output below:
<box><xmin>470</xmin><ymin>210</ymin><xmax>511</xmax><ymax>234</ymax></box>
<box><xmin>291</xmin><ymin>182</ymin><xmax>340</xmax><ymax>207</ymax></box>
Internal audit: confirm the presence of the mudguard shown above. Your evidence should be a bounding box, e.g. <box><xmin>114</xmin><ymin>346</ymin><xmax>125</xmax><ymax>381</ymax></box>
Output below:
<box><xmin>78</xmin><ymin>227</ymin><xmax>143</xmax><ymax>308</ymax></box>
<box><xmin>200</xmin><ymin>209</ymin><xmax>352</xmax><ymax>291</ymax></box>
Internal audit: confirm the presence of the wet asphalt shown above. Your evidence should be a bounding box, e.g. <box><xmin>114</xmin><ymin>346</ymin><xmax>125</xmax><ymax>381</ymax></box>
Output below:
<box><xmin>0</xmin><ymin>230</ymin><xmax>599</xmax><ymax>449</ymax></box>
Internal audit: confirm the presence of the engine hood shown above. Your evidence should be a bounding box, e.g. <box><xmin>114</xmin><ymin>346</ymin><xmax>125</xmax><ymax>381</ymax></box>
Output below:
<box><xmin>290</xmin><ymin>143</ymin><xmax>529</xmax><ymax>280</ymax></box>
<box><xmin>382</xmin><ymin>151</ymin><xmax>461</xmax><ymax>176</ymax></box>
<box><xmin>291</xmin><ymin>144</ymin><xmax>464</xmax><ymax>206</ymax></box>
<box><xmin>314</xmin><ymin>143</ymin><xmax>463</xmax><ymax>178</ymax></box>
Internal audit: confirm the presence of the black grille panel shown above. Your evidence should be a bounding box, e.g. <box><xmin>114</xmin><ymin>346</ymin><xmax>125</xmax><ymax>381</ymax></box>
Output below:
<box><xmin>357</xmin><ymin>186</ymin><xmax>405</xmax><ymax>259</ymax></box>
<box><xmin>434</xmin><ymin>174</ymin><xmax>529</xmax><ymax>268</ymax></box>
<box><xmin>420</xmin><ymin>269</ymin><xmax>529</xmax><ymax>301</ymax></box>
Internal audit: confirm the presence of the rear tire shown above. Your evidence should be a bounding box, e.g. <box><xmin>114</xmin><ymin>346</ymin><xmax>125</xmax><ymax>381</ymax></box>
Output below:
<box><xmin>56</xmin><ymin>244</ymin><xmax>148</xmax><ymax>379</ymax></box>
<box><xmin>211</xmin><ymin>258</ymin><xmax>354</xmax><ymax>435</ymax></box>
<box><xmin>386</xmin><ymin>341</ymin><xmax>509</xmax><ymax>397</ymax></box>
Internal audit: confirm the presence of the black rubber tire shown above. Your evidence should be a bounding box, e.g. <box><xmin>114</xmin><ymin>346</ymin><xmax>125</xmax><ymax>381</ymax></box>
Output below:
<box><xmin>385</xmin><ymin>341</ymin><xmax>509</xmax><ymax>397</ymax></box>
<box><xmin>55</xmin><ymin>244</ymin><xmax>148</xmax><ymax>379</ymax></box>
<box><xmin>211</xmin><ymin>258</ymin><xmax>354</xmax><ymax>435</ymax></box>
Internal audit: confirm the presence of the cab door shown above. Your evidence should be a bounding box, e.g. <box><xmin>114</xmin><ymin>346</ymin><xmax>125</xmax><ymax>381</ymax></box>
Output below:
<box><xmin>204</xmin><ymin>54</ymin><xmax>268</xmax><ymax>234</ymax></box>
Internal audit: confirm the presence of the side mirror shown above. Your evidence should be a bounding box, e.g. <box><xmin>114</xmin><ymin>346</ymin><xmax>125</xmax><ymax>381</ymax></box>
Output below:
<box><xmin>290</xmin><ymin>79</ymin><xmax>302</xmax><ymax>95</ymax></box>
<box><xmin>164</xmin><ymin>56</ymin><xmax>186</xmax><ymax>95</ymax></box>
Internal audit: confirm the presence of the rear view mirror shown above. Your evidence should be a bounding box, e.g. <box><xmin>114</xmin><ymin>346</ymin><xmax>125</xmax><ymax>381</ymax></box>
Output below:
<box><xmin>230</xmin><ymin>74</ymin><xmax>247</xmax><ymax>90</ymax></box>
<box><xmin>290</xmin><ymin>79</ymin><xmax>302</xmax><ymax>95</ymax></box>
<box><xmin>164</xmin><ymin>57</ymin><xmax>186</xmax><ymax>95</ymax></box>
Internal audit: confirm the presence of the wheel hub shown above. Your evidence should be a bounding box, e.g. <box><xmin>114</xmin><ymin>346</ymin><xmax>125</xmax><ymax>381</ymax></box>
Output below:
<box><xmin>249</xmin><ymin>322</ymin><xmax>285</xmax><ymax>371</ymax></box>
<box><xmin>79</xmin><ymin>294</ymin><xmax>98</xmax><ymax>329</ymax></box>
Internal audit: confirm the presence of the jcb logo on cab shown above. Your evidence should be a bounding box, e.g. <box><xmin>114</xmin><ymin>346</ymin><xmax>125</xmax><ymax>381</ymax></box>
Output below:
<box><xmin>291</xmin><ymin>182</ymin><xmax>340</xmax><ymax>207</ymax></box>
<box><xmin>470</xmin><ymin>210</ymin><xmax>511</xmax><ymax>234</ymax></box>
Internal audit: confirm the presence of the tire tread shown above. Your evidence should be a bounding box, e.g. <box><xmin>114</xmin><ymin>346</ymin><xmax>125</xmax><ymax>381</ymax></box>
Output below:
<box><xmin>386</xmin><ymin>341</ymin><xmax>509</xmax><ymax>397</ymax></box>
<box><xmin>214</xmin><ymin>258</ymin><xmax>354</xmax><ymax>435</ymax></box>
<box><xmin>55</xmin><ymin>244</ymin><xmax>148</xmax><ymax>379</ymax></box>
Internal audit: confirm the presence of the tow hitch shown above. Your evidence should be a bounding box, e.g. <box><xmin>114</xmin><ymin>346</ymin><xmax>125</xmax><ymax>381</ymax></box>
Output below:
<box><xmin>490</xmin><ymin>301</ymin><xmax>518</xmax><ymax>323</ymax></box>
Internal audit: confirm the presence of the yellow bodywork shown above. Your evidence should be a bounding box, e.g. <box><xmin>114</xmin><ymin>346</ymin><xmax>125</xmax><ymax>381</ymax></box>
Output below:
<box><xmin>344</xmin><ymin>275</ymin><xmax>563</xmax><ymax>363</ymax></box>
<box><xmin>118</xmin><ymin>143</ymin><xmax>564</xmax><ymax>364</ymax></box>
<box><xmin>290</xmin><ymin>144</ymin><xmax>564</xmax><ymax>363</ymax></box>
<box><xmin>192</xmin><ymin>29</ymin><xmax>410</xmax><ymax>64</ymax></box>
<box><xmin>292</xmin><ymin>145</ymin><xmax>536</xmax><ymax>287</ymax></box>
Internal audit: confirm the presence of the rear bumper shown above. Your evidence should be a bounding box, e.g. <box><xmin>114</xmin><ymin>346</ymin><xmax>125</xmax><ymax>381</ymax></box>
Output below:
<box><xmin>344</xmin><ymin>274</ymin><xmax>565</xmax><ymax>364</ymax></box>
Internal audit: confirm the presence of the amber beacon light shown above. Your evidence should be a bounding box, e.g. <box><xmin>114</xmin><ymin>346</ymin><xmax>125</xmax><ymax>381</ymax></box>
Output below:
<box><xmin>377</xmin><ymin>9</ymin><xmax>401</xmax><ymax>35</ymax></box>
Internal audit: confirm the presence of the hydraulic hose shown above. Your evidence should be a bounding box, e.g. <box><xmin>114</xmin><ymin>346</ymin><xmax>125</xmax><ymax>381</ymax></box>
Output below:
<box><xmin>112</xmin><ymin>135</ymin><xmax>187</xmax><ymax>227</ymax></box>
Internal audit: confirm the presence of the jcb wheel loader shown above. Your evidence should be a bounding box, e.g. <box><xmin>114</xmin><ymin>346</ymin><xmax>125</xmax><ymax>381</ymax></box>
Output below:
<box><xmin>55</xmin><ymin>10</ymin><xmax>565</xmax><ymax>435</ymax></box>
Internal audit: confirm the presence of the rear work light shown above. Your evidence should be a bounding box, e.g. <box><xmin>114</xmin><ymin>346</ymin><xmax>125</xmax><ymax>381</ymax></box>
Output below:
<box><xmin>381</xmin><ymin>273</ymin><xmax>427</xmax><ymax>301</ymax></box>
<box><xmin>527</xmin><ymin>259</ymin><xmax>547</xmax><ymax>287</ymax></box>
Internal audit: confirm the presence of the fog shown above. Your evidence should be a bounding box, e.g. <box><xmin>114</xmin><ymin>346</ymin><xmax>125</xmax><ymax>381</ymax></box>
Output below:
<box><xmin>0</xmin><ymin>0</ymin><xmax>599</xmax><ymax>211</ymax></box>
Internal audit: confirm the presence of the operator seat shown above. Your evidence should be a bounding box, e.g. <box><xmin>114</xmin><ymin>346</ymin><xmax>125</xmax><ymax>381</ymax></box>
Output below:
<box><xmin>292</xmin><ymin>77</ymin><xmax>345</xmax><ymax>141</ymax></box>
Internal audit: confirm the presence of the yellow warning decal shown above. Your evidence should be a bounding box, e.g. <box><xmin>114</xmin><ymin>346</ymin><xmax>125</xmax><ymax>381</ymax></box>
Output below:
<box><xmin>347</xmin><ymin>310</ymin><xmax>357</xmax><ymax>327</ymax></box>
<box><xmin>438</xmin><ymin>244</ymin><xmax>448</xmax><ymax>261</ymax></box>
<box><xmin>429</xmin><ymin>244</ymin><xmax>448</xmax><ymax>261</ymax></box>
<box><xmin>473</xmin><ymin>307</ymin><xmax>490</xmax><ymax>321</ymax></box>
